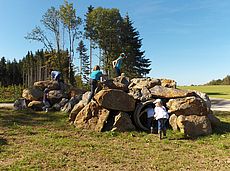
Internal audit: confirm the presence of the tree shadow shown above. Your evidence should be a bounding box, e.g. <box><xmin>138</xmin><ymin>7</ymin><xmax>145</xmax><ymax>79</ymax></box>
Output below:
<box><xmin>0</xmin><ymin>137</ymin><xmax>8</xmax><ymax>153</ymax></box>
<box><xmin>212</xmin><ymin>121</ymin><xmax>230</xmax><ymax>135</ymax></box>
<box><xmin>0</xmin><ymin>109</ymin><xmax>65</xmax><ymax>128</ymax></box>
<box><xmin>0</xmin><ymin>138</ymin><xmax>7</xmax><ymax>146</ymax></box>
<box><xmin>206</xmin><ymin>92</ymin><xmax>227</xmax><ymax>96</ymax></box>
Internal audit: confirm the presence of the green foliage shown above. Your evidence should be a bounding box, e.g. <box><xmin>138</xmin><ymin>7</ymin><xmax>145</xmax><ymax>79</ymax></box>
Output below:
<box><xmin>206</xmin><ymin>75</ymin><xmax>230</xmax><ymax>85</ymax></box>
<box><xmin>0</xmin><ymin>85</ymin><xmax>24</xmax><ymax>102</ymax></box>
<box><xmin>121</xmin><ymin>15</ymin><xmax>151</xmax><ymax>78</ymax></box>
<box><xmin>76</xmin><ymin>40</ymin><xmax>90</xmax><ymax>83</ymax></box>
<box><xmin>0</xmin><ymin>57</ymin><xmax>23</xmax><ymax>86</ymax></box>
<box><xmin>85</xmin><ymin>7</ymin><xmax>123</xmax><ymax>74</ymax></box>
<box><xmin>22</xmin><ymin>2</ymin><xmax>151</xmax><ymax>87</ymax></box>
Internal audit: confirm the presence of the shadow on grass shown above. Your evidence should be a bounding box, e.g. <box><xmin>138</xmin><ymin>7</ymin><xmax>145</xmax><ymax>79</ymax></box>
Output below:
<box><xmin>206</xmin><ymin>92</ymin><xmax>227</xmax><ymax>96</ymax></box>
<box><xmin>0</xmin><ymin>138</ymin><xmax>7</xmax><ymax>146</ymax></box>
<box><xmin>212</xmin><ymin>121</ymin><xmax>230</xmax><ymax>135</ymax></box>
<box><xmin>0</xmin><ymin>109</ymin><xmax>66</xmax><ymax>128</ymax></box>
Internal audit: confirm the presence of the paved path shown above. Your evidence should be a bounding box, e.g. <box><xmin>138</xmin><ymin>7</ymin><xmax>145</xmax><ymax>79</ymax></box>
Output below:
<box><xmin>0</xmin><ymin>98</ymin><xmax>230</xmax><ymax>111</ymax></box>
<box><xmin>0</xmin><ymin>103</ymin><xmax>14</xmax><ymax>110</ymax></box>
<box><xmin>210</xmin><ymin>98</ymin><xmax>230</xmax><ymax>111</ymax></box>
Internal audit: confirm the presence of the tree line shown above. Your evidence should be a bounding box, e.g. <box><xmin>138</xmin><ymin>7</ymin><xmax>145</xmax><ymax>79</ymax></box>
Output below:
<box><xmin>205</xmin><ymin>75</ymin><xmax>230</xmax><ymax>85</ymax></box>
<box><xmin>1</xmin><ymin>1</ymin><xmax>151</xmax><ymax>87</ymax></box>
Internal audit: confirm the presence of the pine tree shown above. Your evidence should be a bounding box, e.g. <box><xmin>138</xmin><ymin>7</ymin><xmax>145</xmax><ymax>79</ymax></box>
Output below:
<box><xmin>0</xmin><ymin>57</ymin><xmax>7</xmax><ymax>86</ymax></box>
<box><xmin>84</xmin><ymin>5</ymin><xmax>94</xmax><ymax>73</ymax></box>
<box><xmin>121</xmin><ymin>15</ymin><xmax>151</xmax><ymax>78</ymax></box>
<box><xmin>77</xmin><ymin>40</ymin><xmax>90</xmax><ymax>83</ymax></box>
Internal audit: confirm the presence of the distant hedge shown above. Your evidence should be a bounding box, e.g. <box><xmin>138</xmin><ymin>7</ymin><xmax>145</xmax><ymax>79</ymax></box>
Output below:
<box><xmin>205</xmin><ymin>75</ymin><xmax>230</xmax><ymax>85</ymax></box>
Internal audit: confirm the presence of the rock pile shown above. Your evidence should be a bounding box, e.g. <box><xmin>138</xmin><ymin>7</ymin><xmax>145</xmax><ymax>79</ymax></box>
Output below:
<box><xmin>14</xmin><ymin>80</ymin><xmax>85</xmax><ymax>112</ymax></box>
<box><xmin>15</xmin><ymin>76</ymin><xmax>221</xmax><ymax>137</ymax></box>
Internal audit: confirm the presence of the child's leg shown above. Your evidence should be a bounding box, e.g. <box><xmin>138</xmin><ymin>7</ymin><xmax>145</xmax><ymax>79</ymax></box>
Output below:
<box><xmin>147</xmin><ymin>117</ymin><xmax>153</xmax><ymax>129</ymax></box>
<box><xmin>158</xmin><ymin>119</ymin><xmax>163</xmax><ymax>139</ymax></box>
<box><xmin>162</xmin><ymin>119</ymin><xmax>167</xmax><ymax>136</ymax></box>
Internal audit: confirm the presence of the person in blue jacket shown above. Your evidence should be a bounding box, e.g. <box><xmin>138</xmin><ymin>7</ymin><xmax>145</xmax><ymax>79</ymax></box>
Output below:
<box><xmin>50</xmin><ymin>69</ymin><xmax>61</xmax><ymax>82</ymax></box>
<box><xmin>87</xmin><ymin>65</ymin><xmax>105</xmax><ymax>103</ymax></box>
<box><xmin>112</xmin><ymin>53</ymin><xmax>127</xmax><ymax>77</ymax></box>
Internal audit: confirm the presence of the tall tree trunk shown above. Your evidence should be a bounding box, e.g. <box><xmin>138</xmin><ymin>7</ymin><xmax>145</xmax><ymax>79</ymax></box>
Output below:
<box><xmin>90</xmin><ymin>39</ymin><xmax>92</xmax><ymax>74</ymax></box>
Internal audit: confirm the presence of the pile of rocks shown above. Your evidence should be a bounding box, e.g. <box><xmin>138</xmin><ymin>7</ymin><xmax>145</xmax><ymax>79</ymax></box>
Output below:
<box><xmin>15</xmin><ymin>76</ymin><xmax>221</xmax><ymax>137</ymax></box>
<box><xmin>14</xmin><ymin>80</ymin><xmax>85</xmax><ymax>112</ymax></box>
<box><xmin>69</xmin><ymin>76</ymin><xmax>220</xmax><ymax>137</ymax></box>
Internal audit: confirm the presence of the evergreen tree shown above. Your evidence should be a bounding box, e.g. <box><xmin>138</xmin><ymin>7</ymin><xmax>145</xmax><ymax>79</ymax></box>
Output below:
<box><xmin>76</xmin><ymin>40</ymin><xmax>90</xmax><ymax>83</ymax></box>
<box><xmin>0</xmin><ymin>57</ymin><xmax>7</xmax><ymax>86</ymax></box>
<box><xmin>121</xmin><ymin>15</ymin><xmax>151</xmax><ymax>78</ymax></box>
<box><xmin>85</xmin><ymin>7</ymin><xmax>123</xmax><ymax>75</ymax></box>
<box><xmin>84</xmin><ymin>5</ymin><xmax>94</xmax><ymax>73</ymax></box>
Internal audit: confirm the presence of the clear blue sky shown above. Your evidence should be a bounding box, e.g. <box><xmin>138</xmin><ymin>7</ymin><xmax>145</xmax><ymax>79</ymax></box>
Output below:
<box><xmin>0</xmin><ymin>0</ymin><xmax>230</xmax><ymax>85</ymax></box>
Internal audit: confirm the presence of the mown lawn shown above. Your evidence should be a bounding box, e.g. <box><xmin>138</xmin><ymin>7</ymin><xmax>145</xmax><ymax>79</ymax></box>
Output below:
<box><xmin>0</xmin><ymin>109</ymin><xmax>230</xmax><ymax>170</ymax></box>
<box><xmin>179</xmin><ymin>85</ymin><xmax>230</xmax><ymax>99</ymax></box>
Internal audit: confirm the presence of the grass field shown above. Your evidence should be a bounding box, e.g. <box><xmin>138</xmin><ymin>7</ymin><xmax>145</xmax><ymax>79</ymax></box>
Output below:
<box><xmin>0</xmin><ymin>85</ymin><xmax>23</xmax><ymax>103</ymax></box>
<box><xmin>179</xmin><ymin>85</ymin><xmax>230</xmax><ymax>99</ymax></box>
<box><xmin>0</xmin><ymin>109</ymin><xmax>230</xmax><ymax>170</ymax></box>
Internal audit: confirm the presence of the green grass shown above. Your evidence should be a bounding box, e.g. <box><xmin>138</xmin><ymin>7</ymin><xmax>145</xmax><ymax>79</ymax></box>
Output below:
<box><xmin>0</xmin><ymin>109</ymin><xmax>230</xmax><ymax>170</ymax></box>
<box><xmin>0</xmin><ymin>85</ymin><xmax>24</xmax><ymax>103</ymax></box>
<box><xmin>179</xmin><ymin>85</ymin><xmax>230</xmax><ymax>99</ymax></box>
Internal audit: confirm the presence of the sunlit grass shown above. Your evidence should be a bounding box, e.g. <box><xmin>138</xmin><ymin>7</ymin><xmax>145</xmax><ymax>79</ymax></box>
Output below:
<box><xmin>179</xmin><ymin>85</ymin><xmax>230</xmax><ymax>99</ymax></box>
<box><xmin>0</xmin><ymin>109</ymin><xmax>230</xmax><ymax>170</ymax></box>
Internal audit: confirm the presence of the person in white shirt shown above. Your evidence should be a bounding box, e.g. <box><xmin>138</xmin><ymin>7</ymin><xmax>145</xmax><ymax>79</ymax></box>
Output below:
<box><xmin>153</xmin><ymin>99</ymin><xmax>169</xmax><ymax>139</ymax></box>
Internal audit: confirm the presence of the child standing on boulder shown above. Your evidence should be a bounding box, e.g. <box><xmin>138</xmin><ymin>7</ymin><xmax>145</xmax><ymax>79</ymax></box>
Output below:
<box><xmin>112</xmin><ymin>53</ymin><xmax>127</xmax><ymax>77</ymax></box>
<box><xmin>87</xmin><ymin>65</ymin><xmax>106</xmax><ymax>104</ymax></box>
<box><xmin>50</xmin><ymin>69</ymin><xmax>61</xmax><ymax>82</ymax></box>
<box><xmin>153</xmin><ymin>99</ymin><xmax>169</xmax><ymax>139</ymax></box>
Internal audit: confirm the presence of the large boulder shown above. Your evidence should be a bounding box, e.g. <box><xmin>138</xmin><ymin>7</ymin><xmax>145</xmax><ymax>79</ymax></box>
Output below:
<box><xmin>128</xmin><ymin>87</ymin><xmax>153</xmax><ymax>101</ymax></box>
<box><xmin>128</xmin><ymin>78</ymin><xmax>161</xmax><ymax>90</ymax></box>
<box><xmin>22</xmin><ymin>88</ymin><xmax>43</xmax><ymax>101</ymax></box>
<box><xmin>100</xmin><ymin>79</ymin><xmax>129</xmax><ymax>92</ymax></box>
<box><xmin>112</xmin><ymin>112</ymin><xmax>136</xmax><ymax>132</ymax></box>
<box><xmin>167</xmin><ymin>96</ymin><xmax>208</xmax><ymax>116</ymax></box>
<box><xmin>74</xmin><ymin>101</ymin><xmax>110</xmax><ymax>132</ymax></box>
<box><xmin>169</xmin><ymin>114</ymin><xmax>178</xmax><ymax>131</ymax></box>
<box><xmin>192</xmin><ymin>90</ymin><xmax>211</xmax><ymax>112</ymax></box>
<box><xmin>69</xmin><ymin>100</ymin><xmax>86</xmax><ymax>122</ymax></box>
<box><xmin>27</xmin><ymin>100</ymin><xmax>44</xmax><ymax>111</ymax></box>
<box><xmin>94</xmin><ymin>89</ymin><xmax>136</xmax><ymax>112</ymax></box>
<box><xmin>177</xmin><ymin>115</ymin><xmax>186</xmax><ymax>133</ymax></box>
<box><xmin>160</xmin><ymin>79</ymin><xmax>176</xmax><ymax>88</ymax></box>
<box><xmin>183</xmin><ymin>115</ymin><xmax>212</xmax><ymax>137</ymax></box>
<box><xmin>48</xmin><ymin>90</ymin><xmax>65</xmax><ymax>105</ymax></box>
<box><xmin>150</xmin><ymin>86</ymin><xmax>194</xmax><ymax>99</ymax></box>
<box><xmin>33</xmin><ymin>80</ymin><xmax>51</xmax><ymax>90</ymax></box>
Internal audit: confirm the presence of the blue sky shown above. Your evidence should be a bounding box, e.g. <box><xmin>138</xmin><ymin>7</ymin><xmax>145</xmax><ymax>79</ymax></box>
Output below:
<box><xmin>0</xmin><ymin>0</ymin><xmax>230</xmax><ymax>85</ymax></box>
